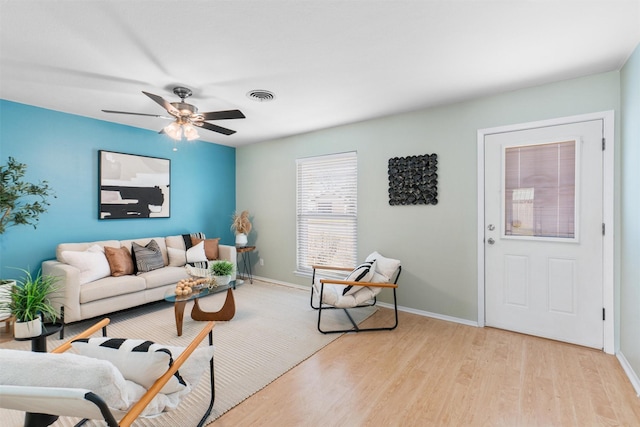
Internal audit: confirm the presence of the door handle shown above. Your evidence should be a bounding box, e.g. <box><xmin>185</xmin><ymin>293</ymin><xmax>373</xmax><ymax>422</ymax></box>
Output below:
<box><xmin>487</xmin><ymin>238</ymin><xmax>495</xmax><ymax>245</ymax></box>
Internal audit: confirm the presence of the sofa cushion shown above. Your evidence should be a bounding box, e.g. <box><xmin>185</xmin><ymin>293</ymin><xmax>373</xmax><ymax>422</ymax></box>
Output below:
<box><xmin>56</xmin><ymin>240</ymin><xmax>120</xmax><ymax>263</ymax></box>
<box><xmin>139</xmin><ymin>266</ymin><xmax>190</xmax><ymax>290</ymax></box>
<box><xmin>167</xmin><ymin>247</ymin><xmax>187</xmax><ymax>267</ymax></box>
<box><xmin>120</xmin><ymin>237</ymin><xmax>169</xmax><ymax>266</ymax></box>
<box><xmin>104</xmin><ymin>246</ymin><xmax>135</xmax><ymax>277</ymax></box>
<box><xmin>191</xmin><ymin>237</ymin><xmax>220</xmax><ymax>260</ymax></box>
<box><xmin>132</xmin><ymin>239</ymin><xmax>165</xmax><ymax>273</ymax></box>
<box><xmin>79</xmin><ymin>275</ymin><xmax>146</xmax><ymax>304</ymax></box>
<box><xmin>186</xmin><ymin>241</ymin><xmax>207</xmax><ymax>263</ymax></box>
<box><xmin>61</xmin><ymin>245</ymin><xmax>111</xmax><ymax>285</ymax></box>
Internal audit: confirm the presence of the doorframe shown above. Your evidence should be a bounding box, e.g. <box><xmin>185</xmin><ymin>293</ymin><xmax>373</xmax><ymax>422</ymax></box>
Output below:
<box><xmin>476</xmin><ymin>111</ymin><xmax>615</xmax><ymax>354</ymax></box>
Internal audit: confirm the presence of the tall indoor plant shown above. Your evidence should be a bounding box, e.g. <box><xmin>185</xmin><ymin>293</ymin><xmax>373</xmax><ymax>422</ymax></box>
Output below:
<box><xmin>0</xmin><ymin>157</ymin><xmax>56</xmax><ymax>315</ymax></box>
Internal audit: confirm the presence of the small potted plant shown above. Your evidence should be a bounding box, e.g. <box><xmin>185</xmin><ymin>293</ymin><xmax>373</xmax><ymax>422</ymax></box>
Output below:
<box><xmin>209</xmin><ymin>261</ymin><xmax>235</xmax><ymax>286</ymax></box>
<box><xmin>1</xmin><ymin>269</ymin><xmax>61</xmax><ymax>338</ymax></box>
<box><xmin>231</xmin><ymin>210</ymin><xmax>252</xmax><ymax>246</ymax></box>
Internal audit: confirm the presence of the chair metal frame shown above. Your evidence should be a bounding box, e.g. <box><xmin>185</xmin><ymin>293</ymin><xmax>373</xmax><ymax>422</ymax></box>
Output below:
<box><xmin>310</xmin><ymin>265</ymin><xmax>401</xmax><ymax>334</ymax></box>
<box><xmin>0</xmin><ymin>318</ymin><xmax>216</xmax><ymax>427</ymax></box>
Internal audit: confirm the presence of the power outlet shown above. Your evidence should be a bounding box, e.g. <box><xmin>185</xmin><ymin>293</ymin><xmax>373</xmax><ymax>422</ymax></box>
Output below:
<box><xmin>259</xmin><ymin>258</ymin><xmax>264</xmax><ymax>266</ymax></box>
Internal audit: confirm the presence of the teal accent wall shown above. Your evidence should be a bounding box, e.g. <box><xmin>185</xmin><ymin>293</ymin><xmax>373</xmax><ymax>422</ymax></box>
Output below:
<box><xmin>0</xmin><ymin>100</ymin><xmax>236</xmax><ymax>280</ymax></box>
<box><xmin>620</xmin><ymin>43</ymin><xmax>640</xmax><ymax>384</ymax></box>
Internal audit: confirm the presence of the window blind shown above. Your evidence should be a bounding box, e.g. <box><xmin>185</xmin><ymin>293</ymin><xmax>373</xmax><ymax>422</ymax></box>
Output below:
<box><xmin>296</xmin><ymin>152</ymin><xmax>357</xmax><ymax>274</ymax></box>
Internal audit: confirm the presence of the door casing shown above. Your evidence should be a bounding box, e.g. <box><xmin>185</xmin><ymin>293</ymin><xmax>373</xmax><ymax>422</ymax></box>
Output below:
<box><xmin>477</xmin><ymin>111</ymin><xmax>615</xmax><ymax>354</ymax></box>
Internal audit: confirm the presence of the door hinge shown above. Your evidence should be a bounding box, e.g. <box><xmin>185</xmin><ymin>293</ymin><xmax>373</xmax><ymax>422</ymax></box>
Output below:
<box><xmin>603</xmin><ymin>308</ymin><xmax>606</xmax><ymax>321</ymax></box>
<box><xmin>602</xmin><ymin>138</ymin><xmax>606</xmax><ymax>150</ymax></box>
<box><xmin>602</xmin><ymin>223</ymin><xmax>605</xmax><ymax>235</ymax></box>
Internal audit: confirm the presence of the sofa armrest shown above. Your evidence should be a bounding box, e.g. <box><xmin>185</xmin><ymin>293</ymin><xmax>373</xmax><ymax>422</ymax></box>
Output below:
<box><xmin>218</xmin><ymin>245</ymin><xmax>237</xmax><ymax>280</ymax></box>
<box><xmin>42</xmin><ymin>260</ymin><xmax>82</xmax><ymax>324</ymax></box>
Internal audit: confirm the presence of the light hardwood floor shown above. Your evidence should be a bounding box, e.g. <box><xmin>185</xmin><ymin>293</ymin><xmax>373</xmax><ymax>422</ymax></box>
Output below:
<box><xmin>213</xmin><ymin>307</ymin><xmax>640</xmax><ymax>426</ymax></box>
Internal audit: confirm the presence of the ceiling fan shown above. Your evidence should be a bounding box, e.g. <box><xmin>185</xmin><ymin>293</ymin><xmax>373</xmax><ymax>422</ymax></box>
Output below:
<box><xmin>102</xmin><ymin>86</ymin><xmax>245</xmax><ymax>141</ymax></box>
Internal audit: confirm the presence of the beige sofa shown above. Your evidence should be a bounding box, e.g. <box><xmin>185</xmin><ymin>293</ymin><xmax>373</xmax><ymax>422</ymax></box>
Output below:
<box><xmin>42</xmin><ymin>234</ymin><xmax>236</xmax><ymax>325</ymax></box>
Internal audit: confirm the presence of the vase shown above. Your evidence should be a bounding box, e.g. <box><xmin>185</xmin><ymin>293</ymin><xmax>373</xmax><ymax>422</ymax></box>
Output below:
<box><xmin>14</xmin><ymin>317</ymin><xmax>42</xmax><ymax>338</ymax></box>
<box><xmin>213</xmin><ymin>275</ymin><xmax>231</xmax><ymax>286</ymax></box>
<box><xmin>235</xmin><ymin>233</ymin><xmax>248</xmax><ymax>246</ymax></box>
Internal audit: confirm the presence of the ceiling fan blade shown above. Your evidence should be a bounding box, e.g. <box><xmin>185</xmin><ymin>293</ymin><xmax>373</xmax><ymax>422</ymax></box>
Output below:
<box><xmin>142</xmin><ymin>91</ymin><xmax>179</xmax><ymax>116</ymax></box>
<box><xmin>200</xmin><ymin>110</ymin><xmax>246</xmax><ymax>121</ymax></box>
<box><xmin>102</xmin><ymin>109</ymin><xmax>171</xmax><ymax>119</ymax></box>
<box><xmin>197</xmin><ymin>121</ymin><xmax>237</xmax><ymax>135</ymax></box>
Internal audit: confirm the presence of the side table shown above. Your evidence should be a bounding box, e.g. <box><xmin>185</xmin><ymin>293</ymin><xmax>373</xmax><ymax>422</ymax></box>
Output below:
<box><xmin>15</xmin><ymin>322</ymin><xmax>63</xmax><ymax>353</ymax></box>
<box><xmin>236</xmin><ymin>245</ymin><xmax>256</xmax><ymax>284</ymax></box>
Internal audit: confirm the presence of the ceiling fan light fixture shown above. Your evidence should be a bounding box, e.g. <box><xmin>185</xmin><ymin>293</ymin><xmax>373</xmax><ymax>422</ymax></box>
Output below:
<box><xmin>183</xmin><ymin>124</ymin><xmax>200</xmax><ymax>141</ymax></box>
<box><xmin>164</xmin><ymin>122</ymin><xmax>183</xmax><ymax>140</ymax></box>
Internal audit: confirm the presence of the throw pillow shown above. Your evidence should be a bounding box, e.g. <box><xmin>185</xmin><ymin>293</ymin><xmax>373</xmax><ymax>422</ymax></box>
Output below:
<box><xmin>131</xmin><ymin>239</ymin><xmax>165</xmax><ymax>273</ymax></box>
<box><xmin>366</xmin><ymin>251</ymin><xmax>401</xmax><ymax>281</ymax></box>
<box><xmin>342</xmin><ymin>260</ymin><xmax>376</xmax><ymax>296</ymax></box>
<box><xmin>61</xmin><ymin>245</ymin><xmax>111</xmax><ymax>285</ymax></box>
<box><xmin>167</xmin><ymin>247</ymin><xmax>187</xmax><ymax>267</ymax></box>
<box><xmin>71</xmin><ymin>337</ymin><xmax>187</xmax><ymax>394</ymax></box>
<box><xmin>191</xmin><ymin>237</ymin><xmax>220</xmax><ymax>260</ymax></box>
<box><xmin>186</xmin><ymin>241</ymin><xmax>207</xmax><ymax>263</ymax></box>
<box><xmin>104</xmin><ymin>246</ymin><xmax>135</xmax><ymax>277</ymax></box>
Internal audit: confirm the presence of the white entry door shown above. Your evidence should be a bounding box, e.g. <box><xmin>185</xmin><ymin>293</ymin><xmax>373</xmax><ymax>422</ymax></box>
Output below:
<box><xmin>484</xmin><ymin>119</ymin><xmax>604</xmax><ymax>349</ymax></box>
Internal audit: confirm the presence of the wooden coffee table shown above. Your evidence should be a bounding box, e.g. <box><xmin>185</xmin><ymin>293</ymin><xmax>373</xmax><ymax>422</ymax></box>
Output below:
<box><xmin>164</xmin><ymin>281</ymin><xmax>236</xmax><ymax>336</ymax></box>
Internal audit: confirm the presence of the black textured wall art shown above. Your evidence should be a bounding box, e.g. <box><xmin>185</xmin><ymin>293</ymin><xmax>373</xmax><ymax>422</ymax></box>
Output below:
<box><xmin>388</xmin><ymin>154</ymin><xmax>438</xmax><ymax>205</ymax></box>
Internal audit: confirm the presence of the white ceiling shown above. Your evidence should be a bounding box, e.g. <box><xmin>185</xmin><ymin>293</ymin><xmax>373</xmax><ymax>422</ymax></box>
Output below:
<box><xmin>1</xmin><ymin>1</ymin><xmax>639</xmax><ymax>147</ymax></box>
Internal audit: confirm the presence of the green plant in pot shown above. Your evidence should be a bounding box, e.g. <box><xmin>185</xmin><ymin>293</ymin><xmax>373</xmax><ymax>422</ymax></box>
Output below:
<box><xmin>210</xmin><ymin>261</ymin><xmax>234</xmax><ymax>286</ymax></box>
<box><xmin>1</xmin><ymin>269</ymin><xmax>61</xmax><ymax>338</ymax></box>
<box><xmin>0</xmin><ymin>157</ymin><xmax>56</xmax><ymax>302</ymax></box>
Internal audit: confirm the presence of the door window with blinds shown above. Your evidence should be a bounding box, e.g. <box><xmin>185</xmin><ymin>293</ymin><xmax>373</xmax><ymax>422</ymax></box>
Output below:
<box><xmin>296</xmin><ymin>152</ymin><xmax>357</xmax><ymax>274</ymax></box>
<box><xmin>503</xmin><ymin>139</ymin><xmax>579</xmax><ymax>240</ymax></box>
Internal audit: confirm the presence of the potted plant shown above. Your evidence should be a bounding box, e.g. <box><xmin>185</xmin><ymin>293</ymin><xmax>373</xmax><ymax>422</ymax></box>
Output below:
<box><xmin>231</xmin><ymin>210</ymin><xmax>252</xmax><ymax>246</ymax></box>
<box><xmin>209</xmin><ymin>261</ymin><xmax>235</xmax><ymax>286</ymax></box>
<box><xmin>0</xmin><ymin>157</ymin><xmax>55</xmax><ymax>301</ymax></box>
<box><xmin>1</xmin><ymin>156</ymin><xmax>55</xmax><ymax>235</ymax></box>
<box><xmin>1</xmin><ymin>269</ymin><xmax>61</xmax><ymax>338</ymax></box>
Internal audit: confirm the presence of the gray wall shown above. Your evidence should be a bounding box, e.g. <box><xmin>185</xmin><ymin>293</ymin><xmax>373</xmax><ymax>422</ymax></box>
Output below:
<box><xmin>236</xmin><ymin>71</ymin><xmax>620</xmax><ymax>323</ymax></box>
<box><xmin>620</xmin><ymin>44</ymin><xmax>640</xmax><ymax>382</ymax></box>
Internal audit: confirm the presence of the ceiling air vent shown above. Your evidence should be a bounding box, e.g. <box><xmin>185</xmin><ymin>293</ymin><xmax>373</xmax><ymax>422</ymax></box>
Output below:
<box><xmin>247</xmin><ymin>90</ymin><xmax>275</xmax><ymax>102</ymax></box>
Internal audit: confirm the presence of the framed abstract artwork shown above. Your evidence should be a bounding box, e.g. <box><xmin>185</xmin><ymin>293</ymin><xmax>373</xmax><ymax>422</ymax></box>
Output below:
<box><xmin>99</xmin><ymin>150</ymin><xmax>170</xmax><ymax>219</ymax></box>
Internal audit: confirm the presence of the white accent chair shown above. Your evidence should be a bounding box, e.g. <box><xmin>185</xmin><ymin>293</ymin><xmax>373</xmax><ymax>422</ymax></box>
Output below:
<box><xmin>310</xmin><ymin>251</ymin><xmax>401</xmax><ymax>334</ymax></box>
<box><xmin>0</xmin><ymin>318</ymin><xmax>215</xmax><ymax>427</ymax></box>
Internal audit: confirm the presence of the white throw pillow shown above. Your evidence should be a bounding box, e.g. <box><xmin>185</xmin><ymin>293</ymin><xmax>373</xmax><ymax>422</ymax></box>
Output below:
<box><xmin>61</xmin><ymin>244</ymin><xmax>111</xmax><ymax>285</ymax></box>
<box><xmin>342</xmin><ymin>260</ymin><xmax>376</xmax><ymax>296</ymax></box>
<box><xmin>366</xmin><ymin>251</ymin><xmax>401</xmax><ymax>281</ymax></box>
<box><xmin>167</xmin><ymin>247</ymin><xmax>187</xmax><ymax>267</ymax></box>
<box><xmin>71</xmin><ymin>337</ymin><xmax>187</xmax><ymax>394</ymax></box>
<box><xmin>186</xmin><ymin>241</ymin><xmax>207</xmax><ymax>263</ymax></box>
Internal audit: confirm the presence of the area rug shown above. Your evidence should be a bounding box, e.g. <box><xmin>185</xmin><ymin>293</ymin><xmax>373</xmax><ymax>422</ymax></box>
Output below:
<box><xmin>0</xmin><ymin>280</ymin><xmax>376</xmax><ymax>426</ymax></box>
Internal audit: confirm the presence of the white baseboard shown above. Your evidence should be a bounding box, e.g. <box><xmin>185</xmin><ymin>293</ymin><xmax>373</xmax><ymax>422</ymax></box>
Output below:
<box><xmin>617</xmin><ymin>351</ymin><xmax>640</xmax><ymax>397</ymax></box>
<box><xmin>252</xmin><ymin>275</ymin><xmax>479</xmax><ymax>327</ymax></box>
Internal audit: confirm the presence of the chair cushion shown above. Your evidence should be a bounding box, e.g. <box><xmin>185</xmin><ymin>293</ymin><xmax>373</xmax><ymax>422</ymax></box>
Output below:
<box><xmin>366</xmin><ymin>251</ymin><xmax>401</xmax><ymax>281</ymax></box>
<box><xmin>0</xmin><ymin>349</ymin><xmax>130</xmax><ymax>411</ymax></box>
<box><xmin>71</xmin><ymin>338</ymin><xmax>187</xmax><ymax>395</ymax></box>
<box><xmin>342</xmin><ymin>260</ymin><xmax>376</xmax><ymax>296</ymax></box>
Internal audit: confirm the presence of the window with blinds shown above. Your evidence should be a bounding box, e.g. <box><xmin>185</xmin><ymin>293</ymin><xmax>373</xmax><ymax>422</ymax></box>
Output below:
<box><xmin>296</xmin><ymin>152</ymin><xmax>357</xmax><ymax>275</ymax></box>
